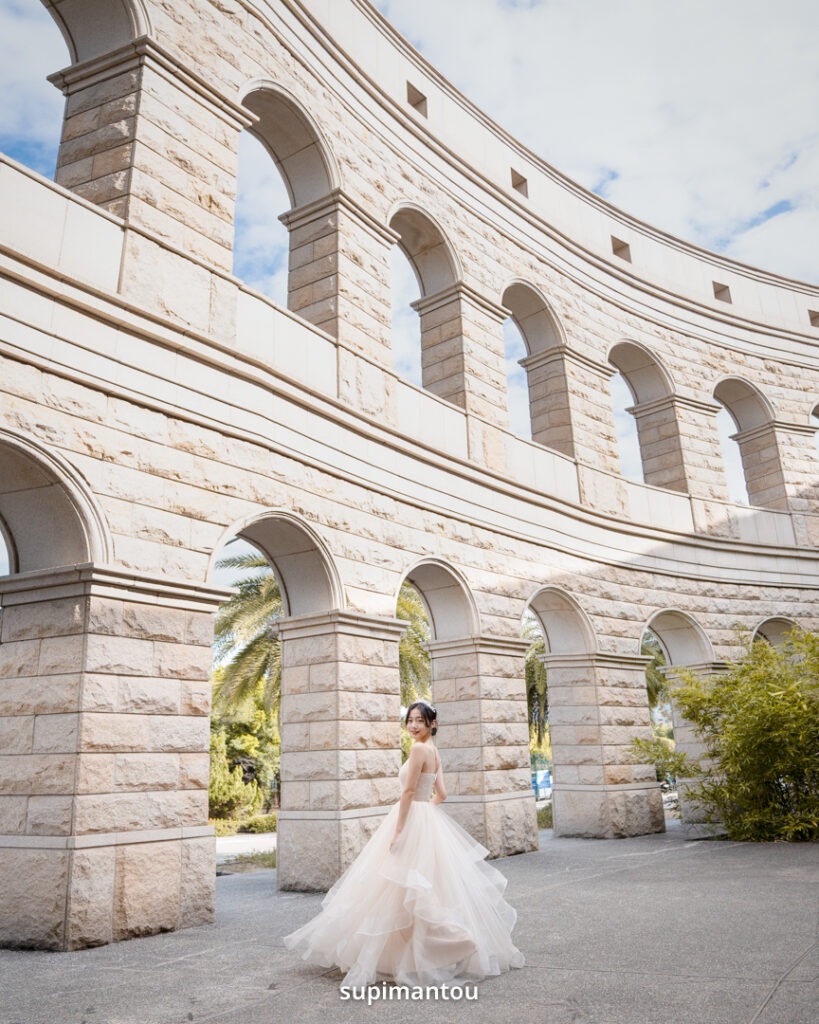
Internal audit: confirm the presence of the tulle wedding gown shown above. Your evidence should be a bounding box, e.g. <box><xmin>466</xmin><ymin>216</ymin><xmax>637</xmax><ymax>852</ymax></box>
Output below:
<box><xmin>283</xmin><ymin>760</ymin><xmax>525</xmax><ymax>987</ymax></box>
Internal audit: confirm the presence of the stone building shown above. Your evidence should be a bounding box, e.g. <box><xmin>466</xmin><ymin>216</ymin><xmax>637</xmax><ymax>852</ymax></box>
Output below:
<box><xmin>1</xmin><ymin>0</ymin><xmax>817</xmax><ymax>950</ymax></box>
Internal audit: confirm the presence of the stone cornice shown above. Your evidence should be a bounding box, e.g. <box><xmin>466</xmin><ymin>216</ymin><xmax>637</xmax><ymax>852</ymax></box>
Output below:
<box><xmin>518</xmin><ymin>346</ymin><xmax>615</xmax><ymax>380</ymax></box>
<box><xmin>48</xmin><ymin>37</ymin><xmax>256</xmax><ymax>131</ymax></box>
<box><xmin>540</xmin><ymin>652</ymin><xmax>652</xmax><ymax>670</ymax></box>
<box><xmin>279</xmin><ymin>188</ymin><xmax>401</xmax><ymax>247</ymax></box>
<box><xmin>426</xmin><ymin>635</ymin><xmax>530</xmax><ymax>658</ymax></box>
<box><xmin>0</xmin><ymin>564</ymin><xmax>231</xmax><ymax>609</ymax></box>
<box><xmin>274</xmin><ymin>609</ymin><xmax>406</xmax><ymax>640</ymax></box>
<box><xmin>630</xmin><ymin>394</ymin><xmax>723</xmax><ymax>419</ymax></box>
<box><xmin>411</xmin><ymin>283</ymin><xmax>509</xmax><ymax>323</ymax></box>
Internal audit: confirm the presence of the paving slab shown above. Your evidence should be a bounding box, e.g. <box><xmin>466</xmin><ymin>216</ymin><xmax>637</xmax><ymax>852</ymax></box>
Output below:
<box><xmin>1</xmin><ymin>824</ymin><xmax>816</xmax><ymax>1024</ymax></box>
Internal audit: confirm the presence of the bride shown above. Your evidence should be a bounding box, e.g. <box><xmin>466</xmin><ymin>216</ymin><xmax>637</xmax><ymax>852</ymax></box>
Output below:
<box><xmin>283</xmin><ymin>701</ymin><xmax>525</xmax><ymax>987</ymax></box>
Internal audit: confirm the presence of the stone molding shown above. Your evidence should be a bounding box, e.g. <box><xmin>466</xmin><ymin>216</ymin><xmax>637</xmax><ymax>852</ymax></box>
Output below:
<box><xmin>518</xmin><ymin>345</ymin><xmax>615</xmax><ymax>380</ymax></box>
<box><xmin>48</xmin><ymin>37</ymin><xmax>255</xmax><ymax>131</ymax></box>
<box><xmin>275</xmin><ymin>609</ymin><xmax>406</xmax><ymax>641</ymax></box>
<box><xmin>411</xmin><ymin>282</ymin><xmax>509</xmax><ymax>323</ymax></box>
<box><xmin>426</xmin><ymin>635</ymin><xmax>530</xmax><ymax>658</ymax></box>
<box><xmin>0</xmin><ymin>826</ymin><xmax>213</xmax><ymax>850</ymax></box>
<box><xmin>279</xmin><ymin>188</ymin><xmax>401</xmax><ymax>247</ymax></box>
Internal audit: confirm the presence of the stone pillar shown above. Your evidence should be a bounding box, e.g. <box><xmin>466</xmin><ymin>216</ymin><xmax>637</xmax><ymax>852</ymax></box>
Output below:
<box><xmin>731</xmin><ymin>422</ymin><xmax>788</xmax><ymax>510</ymax></box>
<box><xmin>276</xmin><ymin>611</ymin><xmax>405</xmax><ymax>891</ymax></box>
<box><xmin>0</xmin><ymin>565</ymin><xmax>224</xmax><ymax>951</ymax></box>
<box><xmin>769</xmin><ymin>422</ymin><xmax>819</xmax><ymax>546</ymax></box>
<box><xmin>280</xmin><ymin>190</ymin><xmax>399</xmax><ymax>366</ymax></box>
<box><xmin>426</xmin><ymin>636</ymin><xmax>537</xmax><ymax>858</ymax></box>
<box><xmin>628</xmin><ymin>395</ymin><xmax>691</xmax><ymax>493</ymax></box>
<box><xmin>520</xmin><ymin>347</ymin><xmax>619</xmax><ymax>471</ymax></box>
<box><xmin>49</xmin><ymin>38</ymin><xmax>252</xmax><ymax>271</ymax></box>
<box><xmin>412</xmin><ymin>284</ymin><xmax>509</xmax><ymax>428</ymax></box>
<box><xmin>544</xmin><ymin>653</ymin><xmax>664</xmax><ymax>839</ymax></box>
<box><xmin>666</xmin><ymin>396</ymin><xmax>730</xmax><ymax>503</ymax></box>
<box><xmin>667</xmin><ymin>663</ymin><xmax>724</xmax><ymax>832</ymax></box>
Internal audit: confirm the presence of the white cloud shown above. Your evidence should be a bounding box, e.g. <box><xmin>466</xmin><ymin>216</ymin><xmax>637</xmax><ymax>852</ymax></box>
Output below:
<box><xmin>375</xmin><ymin>0</ymin><xmax>819</xmax><ymax>283</ymax></box>
<box><xmin>0</xmin><ymin>0</ymin><xmax>67</xmax><ymax>175</ymax></box>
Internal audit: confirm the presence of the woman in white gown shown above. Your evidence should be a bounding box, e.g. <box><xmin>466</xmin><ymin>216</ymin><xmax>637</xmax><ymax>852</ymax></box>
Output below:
<box><xmin>283</xmin><ymin>701</ymin><xmax>524</xmax><ymax>987</ymax></box>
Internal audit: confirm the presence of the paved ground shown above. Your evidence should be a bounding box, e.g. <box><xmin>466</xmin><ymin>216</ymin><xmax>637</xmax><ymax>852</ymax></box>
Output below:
<box><xmin>2</xmin><ymin>822</ymin><xmax>817</xmax><ymax>1024</ymax></box>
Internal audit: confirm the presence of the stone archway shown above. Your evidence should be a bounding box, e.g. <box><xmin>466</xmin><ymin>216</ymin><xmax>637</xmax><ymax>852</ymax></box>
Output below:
<box><xmin>530</xmin><ymin>586</ymin><xmax>664</xmax><ymax>838</ymax></box>
<box><xmin>753</xmin><ymin>616</ymin><xmax>798</xmax><ymax>646</ymax></box>
<box><xmin>403</xmin><ymin>559</ymin><xmax>535</xmax><ymax>856</ymax></box>
<box><xmin>645</xmin><ymin>609</ymin><xmax>716</xmax><ymax>828</ymax></box>
<box><xmin>714</xmin><ymin>377</ymin><xmax>787</xmax><ymax>509</ymax></box>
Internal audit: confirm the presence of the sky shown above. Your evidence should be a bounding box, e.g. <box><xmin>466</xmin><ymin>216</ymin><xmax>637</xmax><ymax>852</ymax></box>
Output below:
<box><xmin>1</xmin><ymin>0</ymin><xmax>815</xmax><ymax>545</ymax></box>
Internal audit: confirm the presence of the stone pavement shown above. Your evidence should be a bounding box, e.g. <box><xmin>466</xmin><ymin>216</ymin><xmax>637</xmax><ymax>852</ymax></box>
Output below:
<box><xmin>1</xmin><ymin>824</ymin><xmax>816</xmax><ymax>1024</ymax></box>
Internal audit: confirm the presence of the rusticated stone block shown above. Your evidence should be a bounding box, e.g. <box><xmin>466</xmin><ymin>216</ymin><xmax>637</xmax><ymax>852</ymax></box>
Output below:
<box><xmin>277</xmin><ymin>818</ymin><xmax>341</xmax><ymax>891</ymax></box>
<box><xmin>179</xmin><ymin>836</ymin><xmax>215</xmax><ymax>928</ymax></box>
<box><xmin>0</xmin><ymin>597</ymin><xmax>85</xmax><ymax>641</ymax></box>
<box><xmin>113</xmin><ymin>841</ymin><xmax>181</xmax><ymax>940</ymax></box>
<box><xmin>0</xmin><ymin>675</ymin><xmax>82</xmax><ymax>716</ymax></box>
<box><xmin>0</xmin><ymin>754</ymin><xmax>76</xmax><ymax>794</ymax></box>
<box><xmin>66</xmin><ymin>846</ymin><xmax>116</xmax><ymax>949</ymax></box>
<box><xmin>0</xmin><ymin>715</ymin><xmax>34</xmax><ymax>753</ymax></box>
<box><xmin>0</xmin><ymin>848</ymin><xmax>69</xmax><ymax>949</ymax></box>
<box><xmin>27</xmin><ymin>795</ymin><xmax>74</xmax><ymax>835</ymax></box>
<box><xmin>0</xmin><ymin>796</ymin><xmax>27</xmax><ymax>833</ymax></box>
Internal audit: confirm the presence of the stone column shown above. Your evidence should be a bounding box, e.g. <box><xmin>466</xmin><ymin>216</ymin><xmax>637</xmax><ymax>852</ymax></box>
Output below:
<box><xmin>544</xmin><ymin>653</ymin><xmax>664</xmax><ymax>839</ymax></box>
<box><xmin>628</xmin><ymin>395</ymin><xmax>691</xmax><ymax>493</ymax></box>
<box><xmin>0</xmin><ymin>565</ymin><xmax>224</xmax><ymax>951</ymax></box>
<box><xmin>49</xmin><ymin>38</ymin><xmax>252</xmax><ymax>271</ymax></box>
<box><xmin>426</xmin><ymin>636</ymin><xmax>537</xmax><ymax>858</ymax></box>
<box><xmin>667</xmin><ymin>663</ymin><xmax>724</xmax><ymax>832</ymax></box>
<box><xmin>412</xmin><ymin>284</ymin><xmax>509</xmax><ymax>428</ymax></box>
<box><xmin>280</xmin><ymin>189</ymin><xmax>399</xmax><ymax>367</ymax></box>
<box><xmin>731</xmin><ymin>422</ymin><xmax>788</xmax><ymax>510</ymax></box>
<box><xmin>518</xmin><ymin>347</ymin><xmax>619</xmax><ymax>472</ymax></box>
<box><xmin>276</xmin><ymin>611</ymin><xmax>405</xmax><ymax>891</ymax></box>
<box><xmin>769</xmin><ymin>422</ymin><xmax>819</xmax><ymax>546</ymax></box>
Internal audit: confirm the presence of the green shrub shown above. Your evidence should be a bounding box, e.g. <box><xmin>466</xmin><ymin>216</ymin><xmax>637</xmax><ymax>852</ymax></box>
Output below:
<box><xmin>537</xmin><ymin>803</ymin><xmax>553</xmax><ymax>829</ymax></box>
<box><xmin>208</xmin><ymin>729</ymin><xmax>263</xmax><ymax>821</ymax></box>
<box><xmin>210</xmin><ymin>818</ymin><xmax>240</xmax><ymax>837</ymax></box>
<box><xmin>239</xmin><ymin>813</ymin><xmax>278</xmax><ymax>834</ymax></box>
<box><xmin>632</xmin><ymin>628</ymin><xmax>819</xmax><ymax>841</ymax></box>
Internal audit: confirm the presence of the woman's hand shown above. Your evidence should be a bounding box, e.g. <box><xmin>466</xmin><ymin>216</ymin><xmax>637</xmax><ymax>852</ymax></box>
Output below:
<box><xmin>390</xmin><ymin>828</ymin><xmax>402</xmax><ymax>852</ymax></box>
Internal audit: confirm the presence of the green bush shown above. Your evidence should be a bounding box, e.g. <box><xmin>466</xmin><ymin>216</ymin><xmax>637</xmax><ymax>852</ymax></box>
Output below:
<box><xmin>537</xmin><ymin>803</ymin><xmax>553</xmax><ymax>829</ymax></box>
<box><xmin>632</xmin><ymin>628</ymin><xmax>819</xmax><ymax>841</ymax></box>
<box><xmin>210</xmin><ymin>818</ymin><xmax>241</xmax><ymax>837</ymax></box>
<box><xmin>239</xmin><ymin>813</ymin><xmax>278</xmax><ymax>834</ymax></box>
<box><xmin>208</xmin><ymin>730</ymin><xmax>264</xmax><ymax>821</ymax></box>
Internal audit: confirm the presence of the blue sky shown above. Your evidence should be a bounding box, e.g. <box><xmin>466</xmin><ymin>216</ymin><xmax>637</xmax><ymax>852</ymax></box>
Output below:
<box><xmin>1</xmin><ymin>0</ymin><xmax>814</xmax><ymax>529</ymax></box>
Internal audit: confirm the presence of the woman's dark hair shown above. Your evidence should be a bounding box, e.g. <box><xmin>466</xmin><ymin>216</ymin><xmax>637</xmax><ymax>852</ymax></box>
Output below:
<box><xmin>405</xmin><ymin>701</ymin><xmax>438</xmax><ymax>736</ymax></box>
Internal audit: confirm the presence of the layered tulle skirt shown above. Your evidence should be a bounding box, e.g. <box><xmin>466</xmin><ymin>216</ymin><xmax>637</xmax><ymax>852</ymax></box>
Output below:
<box><xmin>283</xmin><ymin>800</ymin><xmax>524</xmax><ymax>987</ymax></box>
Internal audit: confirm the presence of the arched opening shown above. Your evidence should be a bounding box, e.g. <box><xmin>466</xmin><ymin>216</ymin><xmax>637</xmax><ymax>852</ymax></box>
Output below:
<box><xmin>206</xmin><ymin>512</ymin><xmax>343</xmax><ymax>849</ymax></box>
<box><xmin>403</xmin><ymin>560</ymin><xmax>477</xmax><ymax>643</ymax></box>
<box><xmin>609</xmin><ymin>370</ymin><xmax>643</xmax><ymax>482</ymax></box>
<box><xmin>1</xmin><ymin>2</ymin><xmax>68</xmax><ymax>179</ymax></box>
<box><xmin>0</xmin><ymin>433</ymin><xmax>109</xmax><ymax>574</ymax></box>
<box><xmin>41</xmin><ymin>0</ymin><xmax>150</xmax><ymax>64</ymax></box>
<box><xmin>645</xmin><ymin>610</ymin><xmax>714</xmax><ymax>826</ymax></box>
<box><xmin>714</xmin><ymin>378</ymin><xmax>786</xmax><ymax>509</ymax></box>
<box><xmin>390</xmin><ymin>244</ymin><xmax>423</xmax><ymax>386</ymax></box>
<box><xmin>395</xmin><ymin>580</ymin><xmax>432</xmax><ymax>759</ymax></box>
<box><xmin>388</xmin><ymin>207</ymin><xmax>460</xmax><ymax>400</ymax></box>
<box><xmin>753</xmin><ymin>617</ymin><xmax>798</xmax><ymax>647</ymax></box>
<box><xmin>238</xmin><ymin>85</ymin><xmax>337</xmax><ymax>327</ymax></box>
<box><xmin>811</xmin><ymin>405</ymin><xmax>819</xmax><ymax>457</ymax></box>
<box><xmin>527</xmin><ymin>587</ymin><xmax>596</xmax><ymax>657</ymax></box>
<box><xmin>609</xmin><ymin>342</ymin><xmax>685</xmax><ymax>490</ymax></box>
<box><xmin>501</xmin><ymin>283</ymin><xmax>566</xmax><ymax>450</ymax></box>
<box><xmin>232</xmin><ymin>131</ymin><xmax>290</xmax><ymax>305</ymax></box>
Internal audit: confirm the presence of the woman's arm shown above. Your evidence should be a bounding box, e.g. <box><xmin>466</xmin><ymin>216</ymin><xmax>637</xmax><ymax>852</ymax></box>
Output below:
<box><xmin>390</xmin><ymin>743</ymin><xmax>425</xmax><ymax>850</ymax></box>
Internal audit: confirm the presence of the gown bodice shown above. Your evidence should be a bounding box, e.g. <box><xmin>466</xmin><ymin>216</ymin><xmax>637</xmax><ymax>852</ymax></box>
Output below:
<box><xmin>398</xmin><ymin>760</ymin><xmax>436</xmax><ymax>802</ymax></box>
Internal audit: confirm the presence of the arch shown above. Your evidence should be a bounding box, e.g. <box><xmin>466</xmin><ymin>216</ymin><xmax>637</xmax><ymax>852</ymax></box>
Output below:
<box><xmin>388</xmin><ymin>205</ymin><xmax>459</xmax><ymax>297</ymax></box>
<box><xmin>239</xmin><ymin>82</ymin><xmax>337</xmax><ymax>211</ymax></box>
<box><xmin>0</xmin><ymin>429</ymin><xmax>111</xmax><ymax>573</ymax></box>
<box><xmin>608</xmin><ymin>341</ymin><xmax>674</xmax><ymax>405</ymax></box>
<box><xmin>526</xmin><ymin>586</ymin><xmax>596</xmax><ymax>655</ymax></box>
<box><xmin>209</xmin><ymin>511</ymin><xmax>342</xmax><ymax>617</ymax></box>
<box><xmin>713</xmin><ymin>377</ymin><xmax>775</xmax><ymax>433</ymax></box>
<box><xmin>752</xmin><ymin>616</ymin><xmax>798</xmax><ymax>647</ymax></box>
<box><xmin>607</xmin><ymin>341</ymin><xmax>687</xmax><ymax>490</ymax></box>
<box><xmin>713</xmin><ymin>377</ymin><xmax>786</xmax><ymax>509</ymax></box>
<box><xmin>400</xmin><ymin>559</ymin><xmax>478</xmax><ymax>641</ymax></box>
<box><xmin>645</xmin><ymin>609</ymin><xmax>713</xmax><ymax>666</ymax></box>
<box><xmin>501</xmin><ymin>282</ymin><xmax>565</xmax><ymax>357</ymax></box>
<box><xmin>41</xmin><ymin>0</ymin><xmax>151</xmax><ymax>64</ymax></box>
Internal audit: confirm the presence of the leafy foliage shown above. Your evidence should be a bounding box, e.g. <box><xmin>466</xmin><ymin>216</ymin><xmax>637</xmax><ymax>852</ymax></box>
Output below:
<box><xmin>633</xmin><ymin>629</ymin><xmax>819</xmax><ymax>841</ymax></box>
<box><xmin>208</xmin><ymin>729</ymin><xmax>263</xmax><ymax>820</ymax></box>
<box><xmin>396</xmin><ymin>582</ymin><xmax>432</xmax><ymax>707</ymax></box>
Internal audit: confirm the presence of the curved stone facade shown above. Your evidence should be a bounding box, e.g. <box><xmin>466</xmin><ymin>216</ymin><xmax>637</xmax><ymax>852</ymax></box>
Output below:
<box><xmin>0</xmin><ymin>0</ymin><xmax>817</xmax><ymax>948</ymax></box>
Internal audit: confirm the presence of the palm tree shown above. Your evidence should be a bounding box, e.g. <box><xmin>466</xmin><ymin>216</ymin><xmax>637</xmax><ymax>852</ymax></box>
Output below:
<box><xmin>523</xmin><ymin>613</ymin><xmax>549</xmax><ymax>748</ymax></box>
<box><xmin>212</xmin><ymin>551</ymin><xmax>282</xmax><ymax>717</ymax></box>
<box><xmin>396</xmin><ymin>582</ymin><xmax>432</xmax><ymax>707</ymax></box>
<box><xmin>642</xmin><ymin>628</ymin><xmax>669</xmax><ymax>710</ymax></box>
